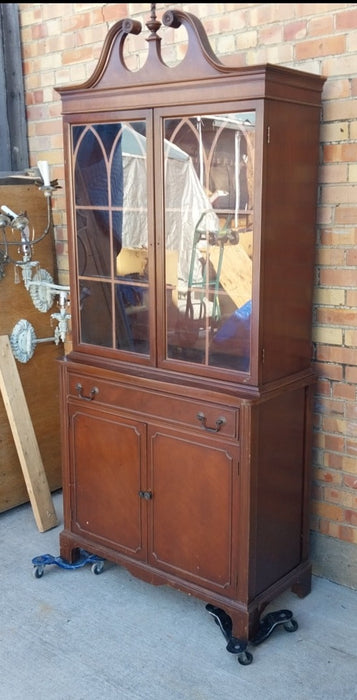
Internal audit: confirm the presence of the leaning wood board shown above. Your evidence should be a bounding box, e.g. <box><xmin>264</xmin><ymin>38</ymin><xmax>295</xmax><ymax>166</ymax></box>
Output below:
<box><xmin>0</xmin><ymin>183</ymin><xmax>63</xmax><ymax>513</ymax></box>
<box><xmin>0</xmin><ymin>335</ymin><xmax>58</xmax><ymax>531</ymax></box>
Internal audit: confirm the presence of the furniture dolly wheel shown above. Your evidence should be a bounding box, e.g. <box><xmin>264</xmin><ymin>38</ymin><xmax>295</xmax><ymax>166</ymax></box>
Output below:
<box><xmin>284</xmin><ymin>617</ymin><xmax>298</xmax><ymax>633</ymax></box>
<box><xmin>33</xmin><ymin>564</ymin><xmax>45</xmax><ymax>579</ymax></box>
<box><xmin>237</xmin><ymin>650</ymin><xmax>253</xmax><ymax>666</ymax></box>
<box><xmin>91</xmin><ymin>561</ymin><xmax>104</xmax><ymax>575</ymax></box>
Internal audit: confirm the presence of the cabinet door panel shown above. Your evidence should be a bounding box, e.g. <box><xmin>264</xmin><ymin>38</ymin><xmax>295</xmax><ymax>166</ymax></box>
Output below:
<box><xmin>73</xmin><ymin>120</ymin><xmax>152</xmax><ymax>356</ymax></box>
<box><xmin>161</xmin><ymin>111</ymin><xmax>254</xmax><ymax>377</ymax></box>
<box><xmin>69</xmin><ymin>407</ymin><xmax>146</xmax><ymax>557</ymax></box>
<box><xmin>148</xmin><ymin>427</ymin><xmax>239</xmax><ymax>593</ymax></box>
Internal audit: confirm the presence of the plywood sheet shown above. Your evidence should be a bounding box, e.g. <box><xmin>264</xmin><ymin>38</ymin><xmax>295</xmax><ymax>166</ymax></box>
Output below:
<box><xmin>210</xmin><ymin>242</ymin><xmax>252</xmax><ymax>309</ymax></box>
<box><xmin>0</xmin><ymin>183</ymin><xmax>63</xmax><ymax>512</ymax></box>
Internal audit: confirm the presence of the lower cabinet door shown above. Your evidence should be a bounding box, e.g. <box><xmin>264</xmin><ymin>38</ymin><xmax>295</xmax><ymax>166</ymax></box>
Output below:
<box><xmin>147</xmin><ymin>425</ymin><xmax>239</xmax><ymax>594</ymax></box>
<box><xmin>68</xmin><ymin>406</ymin><xmax>147</xmax><ymax>558</ymax></box>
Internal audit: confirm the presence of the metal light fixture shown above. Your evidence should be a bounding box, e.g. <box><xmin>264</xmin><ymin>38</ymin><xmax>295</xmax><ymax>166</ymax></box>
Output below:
<box><xmin>1</xmin><ymin>162</ymin><xmax>71</xmax><ymax>361</ymax></box>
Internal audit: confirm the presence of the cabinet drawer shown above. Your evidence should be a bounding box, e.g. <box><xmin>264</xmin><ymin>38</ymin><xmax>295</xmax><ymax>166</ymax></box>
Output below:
<box><xmin>67</xmin><ymin>372</ymin><xmax>238</xmax><ymax>440</ymax></box>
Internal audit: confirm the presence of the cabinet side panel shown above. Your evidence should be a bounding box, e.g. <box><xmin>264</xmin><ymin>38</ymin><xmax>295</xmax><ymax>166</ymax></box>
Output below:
<box><xmin>261</xmin><ymin>101</ymin><xmax>321</xmax><ymax>382</ymax></box>
<box><xmin>254</xmin><ymin>387</ymin><xmax>308</xmax><ymax>594</ymax></box>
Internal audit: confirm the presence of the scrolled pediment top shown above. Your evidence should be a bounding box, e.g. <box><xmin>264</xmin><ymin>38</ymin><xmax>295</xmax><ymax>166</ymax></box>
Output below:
<box><xmin>56</xmin><ymin>7</ymin><xmax>227</xmax><ymax>95</ymax></box>
<box><xmin>162</xmin><ymin>8</ymin><xmax>222</xmax><ymax>66</ymax></box>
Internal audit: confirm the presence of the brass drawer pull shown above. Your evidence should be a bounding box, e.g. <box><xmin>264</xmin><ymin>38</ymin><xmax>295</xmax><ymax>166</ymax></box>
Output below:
<box><xmin>75</xmin><ymin>383</ymin><xmax>99</xmax><ymax>401</ymax></box>
<box><xmin>196</xmin><ymin>412</ymin><xmax>226</xmax><ymax>433</ymax></box>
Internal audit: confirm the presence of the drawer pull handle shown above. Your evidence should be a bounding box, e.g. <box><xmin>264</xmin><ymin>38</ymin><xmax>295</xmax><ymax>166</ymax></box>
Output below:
<box><xmin>139</xmin><ymin>490</ymin><xmax>152</xmax><ymax>500</ymax></box>
<box><xmin>75</xmin><ymin>383</ymin><xmax>99</xmax><ymax>401</ymax></box>
<box><xmin>196</xmin><ymin>412</ymin><xmax>226</xmax><ymax>433</ymax></box>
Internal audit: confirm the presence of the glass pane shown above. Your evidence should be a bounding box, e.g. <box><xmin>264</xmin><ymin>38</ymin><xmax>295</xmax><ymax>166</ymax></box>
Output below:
<box><xmin>115</xmin><ymin>122</ymin><xmax>149</xmax><ymax>353</ymax></box>
<box><xmin>76</xmin><ymin>208</ymin><xmax>111</xmax><ymax>277</ymax></box>
<box><xmin>164</xmin><ymin>113</ymin><xmax>254</xmax><ymax>373</ymax></box>
<box><xmin>73</xmin><ymin>121</ymin><xmax>149</xmax><ymax>353</ymax></box>
<box><xmin>79</xmin><ymin>280</ymin><xmax>113</xmax><ymax>347</ymax></box>
<box><xmin>115</xmin><ymin>278</ymin><xmax>149</xmax><ymax>353</ymax></box>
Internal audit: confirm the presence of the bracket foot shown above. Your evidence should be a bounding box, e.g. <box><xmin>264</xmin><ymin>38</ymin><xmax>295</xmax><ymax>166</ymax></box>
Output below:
<box><xmin>206</xmin><ymin>604</ymin><xmax>253</xmax><ymax>665</ymax></box>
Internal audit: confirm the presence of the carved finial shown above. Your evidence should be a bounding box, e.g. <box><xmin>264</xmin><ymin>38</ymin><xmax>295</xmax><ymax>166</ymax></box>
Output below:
<box><xmin>146</xmin><ymin>2</ymin><xmax>161</xmax><ymax>37</ymax></box>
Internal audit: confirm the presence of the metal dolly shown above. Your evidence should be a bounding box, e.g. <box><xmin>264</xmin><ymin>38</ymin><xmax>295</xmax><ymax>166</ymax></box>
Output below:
<box><xmin>32</xmin><ymin>549</ymin><xmax>105</xmax><ymax>578</ymax></box>
<box><xmin>206</xmin><ymin>604</ymin><xmax>298</xmax><ymax>666</ymax></box>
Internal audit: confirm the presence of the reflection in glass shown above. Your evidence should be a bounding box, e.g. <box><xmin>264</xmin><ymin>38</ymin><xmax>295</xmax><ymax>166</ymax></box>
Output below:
<box><xmin>73</xmin><ymin>122</ymin><xmax>149</xmax><ymax>353</ymax></box>
<box><xmin>164</xmin><ymin>113</ymin><xmax>254</xmax><ymax>372</ymax></box>
<box><xmin>76</xmin><ymin>209</ymin><xmax>112</xmax><ymax>277</ymax></box>
<box><xmin>79</xmin><ymin>280</ymin><xmax>113</xmax><ymax>347</ymax></box>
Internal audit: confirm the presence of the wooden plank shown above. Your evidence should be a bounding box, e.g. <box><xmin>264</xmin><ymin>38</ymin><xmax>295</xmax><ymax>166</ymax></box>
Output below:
<box><xmin>0</xmin><ymin>335</ymin><xmax>58</xmax><ymax>531</ymax></box>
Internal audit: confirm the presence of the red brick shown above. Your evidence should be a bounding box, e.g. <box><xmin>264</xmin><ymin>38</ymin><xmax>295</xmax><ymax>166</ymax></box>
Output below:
<box><xmin>315</xmin><ymin>378</ymin><xmax>331</xmax><ymax>396</ymax></box>
<box><xmin>346</xmin><ymin>248</ymin><xmax>357</xmax><ymax>265</ymax></box>
<box><xmin>296</xmin><ymin>35</ymin><xmax>346</xmax><ymax>60</ymax></box>
<box><xmin>317</xmin><ymin>308</ymin><xmax>357</xmax><ymax>326</ymax></box>
<box><xmin>346</xmin><ymin>366</ymin><xmax>357</xmax><ymax>383</ymax></box>
<box><xmin>319</xmin><ymin>268</ymin><xmax>356</xmax><ymax>287</ymax></box>
<box><xmin>283</xmin><ymin>20</ymin><xmax>306</xmax><ymax>42</ymax></box>
<box><xmin>346</xmin><ymin>440</ymin><xmax>357</xmax><ymax>458</ymax></box>
<box><xmin>308</xmin><ymin>15</ymin><xmax>334</xmax><ymax>37</ymax></box>
<box><xmin>324</xmin><ymin>434</ymin><xmax>346</xmax><ymax>452</ymax></box>
<box><xmin>314</xmin><ymin>501</ymin><xmax>344</xmax><ymax>521</ymax></box>
<box><xmin>345</xmin><ymin>509</ymin><xmax>357</xmax><ymax>526</ymax></box>
<box><xmin>313</xmin><ymin>467</ymin><xmax>343</xmax><ymax>485</ymax></box>
<box><xmin>344</xmin><ymin>475</ymin><xmax>357</xmax><ymax>489</ymax></box>
<box><xmin>324</xmin><ymin>143</ymin><xmax>357</xmax><ymax>162</ymax></box>
<box><xmin>322</xmin><ymin>438</ymin><xmax>345</xmax><ymax>457</ymax></box>
<box><xmin>332</xmin><ymin>382</ymin><xmax>356</xmax><ymax>400</ymax></box>
<box><xmin>337</xmin><ymin>525</ymin><xmax>357</xmax><ymax>543</ymax></box>
<box><xmin>335</xmin><ymin>7</ymin><xmax>357</xmax><ymax>31</ymax></box>
<box><xmin>320</xmin><ymin>227</ymin><xmax>357</xmax><ymax>246</ymax></box>
<box><xmin>315</xmin><ymin>246</ymin><xmax>345</xmax><ymax>264</ymax></box>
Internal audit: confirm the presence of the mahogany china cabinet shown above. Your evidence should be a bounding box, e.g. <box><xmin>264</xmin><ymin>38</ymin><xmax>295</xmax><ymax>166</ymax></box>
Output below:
<box><xmin>56</xmin><ymin>6</ymin><xmax>325</xmax><ymax>662</ymax></box>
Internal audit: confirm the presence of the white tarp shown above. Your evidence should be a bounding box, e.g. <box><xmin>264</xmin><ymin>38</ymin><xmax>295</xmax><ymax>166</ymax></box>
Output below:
<box><xmin>121</xmin><ymin>125</ymin><xmax>219</xmax><ymax>287</ymax></box>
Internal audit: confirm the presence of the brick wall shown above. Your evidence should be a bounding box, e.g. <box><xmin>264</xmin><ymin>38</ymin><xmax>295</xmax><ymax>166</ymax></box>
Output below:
<box><xmin>18</xmin><ymin>3</ymin><xmax>357</xmax><ymax>587</ymax></box>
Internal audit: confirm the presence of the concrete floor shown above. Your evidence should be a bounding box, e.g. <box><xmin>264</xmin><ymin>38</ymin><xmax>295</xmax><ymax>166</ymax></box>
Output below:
<box><xmin>1</xmin><ymin>490</ymin><xmax>357</xmax><ymax>700</ymax></box>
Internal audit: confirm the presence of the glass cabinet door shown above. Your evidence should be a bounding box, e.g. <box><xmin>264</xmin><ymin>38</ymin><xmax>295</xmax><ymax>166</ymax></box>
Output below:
<box><xmin>163</xmin><ymin>111</ymin><xmax>254</xmax><ymax>374</ymax></box>
<box><xmin>72</xmin><ymin>120</ymin><xmax>150</xmax><ymax>354</ymax></box>
<box><xmin>71</xmin><ymin>111</ymin><xmax>254</xmax><ymax>375</ymax></box>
